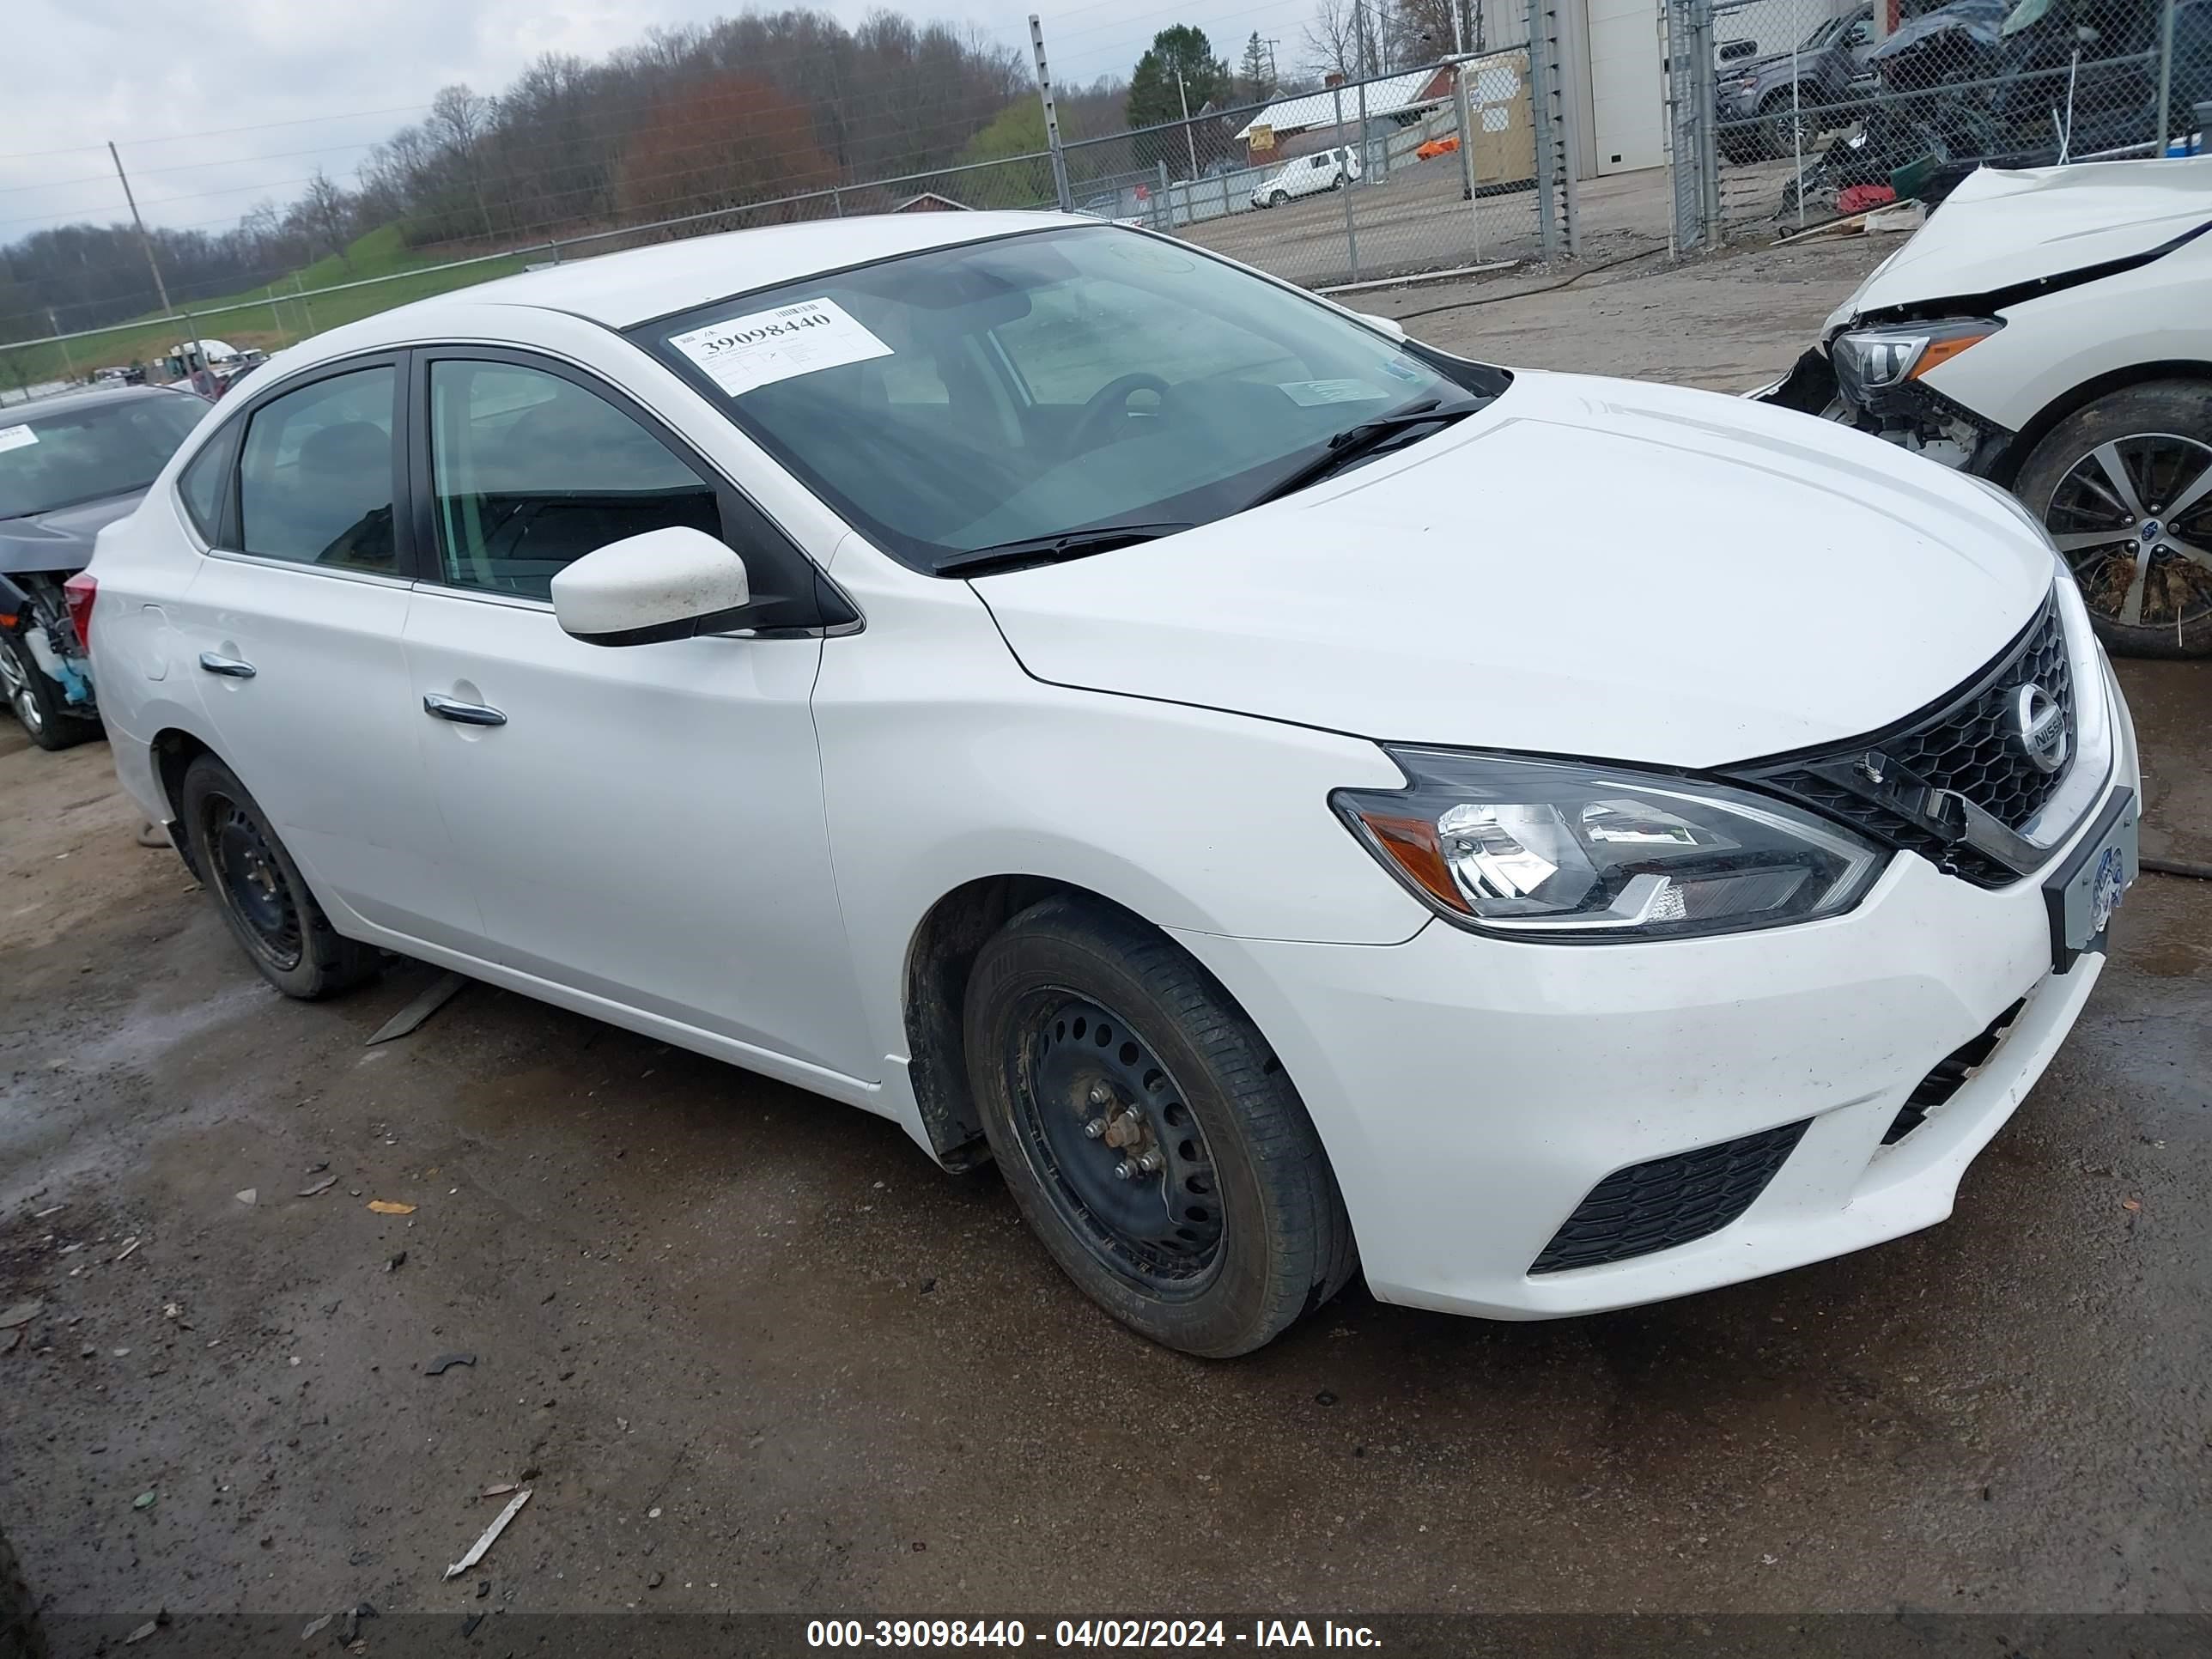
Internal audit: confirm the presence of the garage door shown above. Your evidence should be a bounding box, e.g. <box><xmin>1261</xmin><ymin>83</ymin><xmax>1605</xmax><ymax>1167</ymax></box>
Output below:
<box><xmin>1585</xmin><ymin>0</ymin><xmax>1666</xmax><ymax>173</ymax></box>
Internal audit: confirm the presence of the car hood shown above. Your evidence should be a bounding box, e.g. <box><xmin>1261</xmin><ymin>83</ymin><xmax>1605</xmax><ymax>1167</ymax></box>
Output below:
<box><xmin>0</xmin><ymin>489</ymin><xmax>146</xmax><ymax>576</ymax></box>
<box><xmin>969</xmin><ymin>372</ymin><xmax>2054</xmax><ymax>769</ymax></box>
<box><xmin>1826</xmin><ymin>156</ymin><xmax>2212</xmax><ymax>332</ymax></box>
<box><xmin>1717</xmin><ymin>46</ymin><xmax>1811</xmax><ymax>79</ymax></box>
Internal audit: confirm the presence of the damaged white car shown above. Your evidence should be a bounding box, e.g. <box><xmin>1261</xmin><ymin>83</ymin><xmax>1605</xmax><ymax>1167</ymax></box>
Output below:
<box><xmin>1759</xmin><ymin>157</ymin><xmax>2212</xmax><ymax>656</ymax></box>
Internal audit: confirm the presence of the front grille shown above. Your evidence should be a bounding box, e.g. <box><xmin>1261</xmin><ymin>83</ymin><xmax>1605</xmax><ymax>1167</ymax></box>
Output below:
<box><xmin>1729</xmin><ymin>597</ymin><xmax>2074</xmax><ymax>890</ymax></box>
<box><xmin>1883</xmin><ymin>997</ymin><xmax>2027</xmax><ymax>1145</ymax></box>
<box><xmin>1528</xmin><ymin>1120</ymin><xmax>1810</xmax><ymax>1274</ymax></box>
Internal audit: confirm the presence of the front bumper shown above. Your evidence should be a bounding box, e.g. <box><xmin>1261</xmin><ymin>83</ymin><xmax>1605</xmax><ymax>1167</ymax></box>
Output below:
<box><xmin>1171</xmin><ymin>678</ymin><xmax>2139</xmax><ymax>1321</ymax></box>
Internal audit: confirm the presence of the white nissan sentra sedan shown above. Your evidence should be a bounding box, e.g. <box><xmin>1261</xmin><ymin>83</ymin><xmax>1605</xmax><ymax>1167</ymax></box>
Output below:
<box><xmin>77</xmin><ymin>213</ymin><xmax>2139</xmax><ymax>1356</ymax></box>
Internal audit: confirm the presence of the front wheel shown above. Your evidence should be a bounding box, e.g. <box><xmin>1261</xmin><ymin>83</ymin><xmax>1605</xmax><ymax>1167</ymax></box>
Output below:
<box><xmin>963</xmin><ymin>896</ymin><xmax>1354</xmax><ymax>1357</ymax></box>
<box><xmin>179</xmin><ymin>754</ymin><xmax>381</xmax><ymax>999</ymax></box>
<box><xmin>0</xmin><ymin>632</ymin><xmax>98</xmax><ymax>752</ymax></box>
<box><xmin>2014</xmin><ymin>380</ymin><xmax>2212</xmax><ymax>657</ymax></box>
<box><xmin>1269</xmin><ymin>190</ymin><xmax>1288</xmax><ymax>208</ymax></box>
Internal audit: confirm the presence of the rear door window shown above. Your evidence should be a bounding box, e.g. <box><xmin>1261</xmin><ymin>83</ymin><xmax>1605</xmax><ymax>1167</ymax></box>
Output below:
<box><xmin>236</xmin><ymin>367</ymin><xmax>398</xmax><ymax>572</ymax></box>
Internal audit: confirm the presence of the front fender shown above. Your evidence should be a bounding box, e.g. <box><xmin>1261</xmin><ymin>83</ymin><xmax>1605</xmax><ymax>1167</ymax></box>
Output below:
<box><xmin>810</xmin><ymin>556</ymin><xmax>1429</xmax><ymax>1085</ymax></box>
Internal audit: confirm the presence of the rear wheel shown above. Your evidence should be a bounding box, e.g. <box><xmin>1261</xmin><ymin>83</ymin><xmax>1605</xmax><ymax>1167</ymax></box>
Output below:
<box><xmin>964</xmin><ymin>896</ymin><xmax>1353</xmax><ymax>1357</ymax></box>
<box><xmin>0</xmin><ymin>632</ymin><xmax>98</xmax><ymax>752</ymax></box>
<box><xmin>179</xmin><ymin>754</ymin><xmax>380</xmax><ymax>999</ymax></box>
<box><xmin>2014</xmin><ymin>380</ymin><xmax>2212</xmax><ymax>658</ymax></box>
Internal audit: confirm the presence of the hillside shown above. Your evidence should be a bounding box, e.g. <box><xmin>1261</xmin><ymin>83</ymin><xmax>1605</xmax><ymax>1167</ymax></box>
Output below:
<box><xmin>3</xmin><ymin>225</ymin><xmax>532</xmax><ymax>390</ymax></box>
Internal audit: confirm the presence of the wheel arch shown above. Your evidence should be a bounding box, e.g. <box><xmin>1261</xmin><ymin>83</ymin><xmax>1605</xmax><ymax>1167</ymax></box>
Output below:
<box><xmin>149</xmin><ymin>725</ymin><xmax>217</xmax><ymax>879</ymax></box>
<box><xmin>1993</xmin><ymin>360</ymin><xmax>2212</xmax><ymax>489</ymax></box>
<box><xmin>901</xmin><ymin>874</ymin><xmax>1217</xmax><ymax>1172</ymax></box>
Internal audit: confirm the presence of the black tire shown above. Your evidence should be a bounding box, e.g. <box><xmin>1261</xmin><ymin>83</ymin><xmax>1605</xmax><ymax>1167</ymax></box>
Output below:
<box><xmin>963</xmin><ymin>896</ymin><xmax>1354</xmax><ymax>1357</ymax></box>
<box><xmin>0</xmin><ymin>631</ymin><xmax>99</xmax><ymax>752</ymax></box>
<box><xmin>1269</xmin><ymin>190</ymin><xmax>1288</xmax><ymax>208</ymax></box>
<box><xmin>0</xmin><ymin>1523</ymin><xmax>48</xmax><ymax>1659</ymax></box>
<box><xmin>1330</xmin><ymin>172</ymin><xmax>1346</xmax><ymax>189</ymax></box>
<box><xmin>2014</xmin><ymin>380</ymin><xmax>2212</xmax><ymax>659</ymax></box>
<box><xmin>179</xmin><ymin>753</ymin><xmax>380</xmax><ymax>1000</ymax></box>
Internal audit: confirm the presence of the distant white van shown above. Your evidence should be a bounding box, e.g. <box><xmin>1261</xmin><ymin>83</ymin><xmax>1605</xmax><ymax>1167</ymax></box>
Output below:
<box><xmin>1249</xmin><ymin>146</ymin><xmax>1361</xmax><ymax>209</ymax></box>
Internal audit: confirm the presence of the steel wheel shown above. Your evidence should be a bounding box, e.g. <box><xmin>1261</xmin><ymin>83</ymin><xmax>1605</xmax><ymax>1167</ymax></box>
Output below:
<box><xmin>2043</xmin><ymin>432</ymin><xmax>2212</xmax><ymax>633</ymax></box>
<box><xmin>1007</xmin><ymin>993</ymin><xmax>1224</xmax><ymax>1295</ymax></box>
<box><xmin>204</xmin><ymin>791</ymin><xmax>304</xmax><ymax>973</ymax></box>
<box><xmin>0</xmin><ymin>638</ymin><xmax>42</xmax><ymax>735</ymax></box>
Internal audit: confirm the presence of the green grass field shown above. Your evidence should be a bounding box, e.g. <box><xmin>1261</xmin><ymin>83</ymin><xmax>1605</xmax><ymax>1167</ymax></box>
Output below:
<box><xmin>2</xmin><ymin>224</ymin><xmax>533</xmax><ymax>392</ymax></box>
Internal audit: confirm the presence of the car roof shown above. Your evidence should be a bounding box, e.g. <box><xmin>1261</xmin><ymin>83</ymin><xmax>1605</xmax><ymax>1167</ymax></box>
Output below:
<box><xmin>393</xmin><ymin>210</ymin><xmax>1079</xmax><ymax>333</ymax></box>
<box><xmin>4</xmin><ymin>385</ymin><xmax>200</xmax><ymax>422</ymax></box>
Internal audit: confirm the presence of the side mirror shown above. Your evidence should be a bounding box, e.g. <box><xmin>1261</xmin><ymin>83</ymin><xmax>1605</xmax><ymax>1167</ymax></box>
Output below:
<box><xmin>550</xmin><ymin>526</ymin><xmax>752</xmax><ymax>647</ymax></box>
<box><xmin>1358</xmin><ymin>312</ymin><xmax>1408</xmax><ymax>343</ymax></box>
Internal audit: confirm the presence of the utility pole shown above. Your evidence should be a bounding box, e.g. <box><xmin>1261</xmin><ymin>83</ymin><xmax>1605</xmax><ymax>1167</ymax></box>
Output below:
<box><xmin>1029</xmin><ymin>14</ymin><xmax>1074</xmax><ymax>213</ymax></box>
<box><xmin>109</xmin><ymin>141</ymin><xmax>202</xmax><ymax>380</ymax></box>
<box><xmin>1174</xmin><ymin>64</ymin><xmax>1200</xmax><ymax>180</ymax></box>
<box><xmin>46</xmin><ymin>309</ymin><xmax>74</xmax><ymax>380</ymax></box>
<box><xmin>1262</xmin><ymin>38</ymin><xmax>1281</xmax><ymax>87</ymax></box>
<box><xmin>109</xmin><ymin>142</ymin><xmax>172</xmax><ymax>316</ymax></box>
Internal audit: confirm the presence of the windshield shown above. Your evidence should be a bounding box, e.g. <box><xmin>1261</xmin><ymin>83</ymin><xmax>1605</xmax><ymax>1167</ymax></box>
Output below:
<box><xmin>633</xmin><ymin>225</ymin><xmax>1504</xmax><ymax>573</ymax></box>
<box><xmin>0</xmin><ymin>394</ymin><xmax>207</xmax><ymax>520</ymax></box>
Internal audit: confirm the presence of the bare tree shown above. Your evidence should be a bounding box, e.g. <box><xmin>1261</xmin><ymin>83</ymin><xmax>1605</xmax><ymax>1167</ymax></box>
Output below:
<box><xmin>297</xmin><ymin>169</ymin><xmax>357</xmax><ymax>268</ymax></box>
<box><xmin>1302</xmin><ymin>0</ymin><xmax>1365</xmax><ymax>79</ymax></box>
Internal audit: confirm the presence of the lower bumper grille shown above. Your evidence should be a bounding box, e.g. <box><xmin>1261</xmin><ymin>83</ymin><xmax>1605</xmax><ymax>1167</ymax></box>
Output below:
<box><xmin>1529</xmin><ymin>1120</ymin><xmax>1810</xmax><ymax>1274</ymax></box>
<box><xmin>1884</xmin><ymin>997</ymin><xmax>2027</xmax><ymax>1145</ymax></box>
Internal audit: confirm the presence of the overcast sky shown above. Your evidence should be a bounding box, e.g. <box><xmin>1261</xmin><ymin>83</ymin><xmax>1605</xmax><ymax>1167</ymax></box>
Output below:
<box><xmin>1</xmin><ymin>0</ymin><xmax>1325</xmax><ymax>243</ymax></box>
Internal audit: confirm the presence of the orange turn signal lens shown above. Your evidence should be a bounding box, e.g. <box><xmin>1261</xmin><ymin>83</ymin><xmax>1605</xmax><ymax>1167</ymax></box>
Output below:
<box><xmin>1906</xmin><ymin>330</ymin><xmax>1995</xmax><ymax>380</ymax></box>
<box><xmin>1349</xmin><ymin>810</ymin><xmax>1470</xmax><ymax>915</ymax></box>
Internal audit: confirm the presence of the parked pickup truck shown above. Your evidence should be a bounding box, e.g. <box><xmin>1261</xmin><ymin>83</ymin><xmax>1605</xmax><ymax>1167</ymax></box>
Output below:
<box><xmin>1717</xmin><ymin>4</ymin><xmax>1878</xmax><ymax>163</ymax></box>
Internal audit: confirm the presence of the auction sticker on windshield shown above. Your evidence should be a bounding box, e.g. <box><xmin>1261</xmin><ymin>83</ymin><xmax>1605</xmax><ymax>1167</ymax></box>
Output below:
<box><xmin>0</xmin><ymin>425</ymin><xmax>39</xmax><ymax>454</ymax></box>
<box><xmin>1277</xmin><ymin>380</ymin><xmax>1391</xmax><ymax>407</ymax></box>
<box><xmin>669</xmin><ymin>298</ymin><xmax>892</xmax><ymax>398</ymax></box>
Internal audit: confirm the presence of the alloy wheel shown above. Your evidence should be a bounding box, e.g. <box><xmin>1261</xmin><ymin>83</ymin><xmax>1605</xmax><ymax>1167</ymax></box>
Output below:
<box><xmin>2043</xmin><ymin>433</ymin><xmax>2212</xmax><ymax>631</ymax></box>
<box><xmin>1008</xmin><ymin>994</ymin><xmax>1224</xmax><ymax>1295</ymax></box>
<box><xmin>0</xmin><ymin>641</ymin><xmax>42</xmax><ymax>734</ymax></box>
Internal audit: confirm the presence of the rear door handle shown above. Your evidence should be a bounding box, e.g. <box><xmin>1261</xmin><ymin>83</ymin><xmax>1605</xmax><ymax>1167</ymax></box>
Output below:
<box><xmin>198</xmin><ymin>653</ymin><xmax>257</xmax><ymax>679</ymax></box>
<box><xmin>422</xmin><ymin>692</ymin><xmax>507</xmax><ymax>727</ymax></box>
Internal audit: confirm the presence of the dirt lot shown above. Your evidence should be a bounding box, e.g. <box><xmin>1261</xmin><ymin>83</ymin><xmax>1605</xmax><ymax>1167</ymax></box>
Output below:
<box><xmin>3</xmin><ymin>240</ymin><xmax>2209</xmax><ymax>1652</ymax></box>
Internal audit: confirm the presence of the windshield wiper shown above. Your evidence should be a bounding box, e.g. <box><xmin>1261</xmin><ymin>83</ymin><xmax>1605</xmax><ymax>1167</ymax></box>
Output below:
<box><xmin>933</xmin><ymin>521</ymin><xmax>1194</xmax><ymax>577</ymax></box>
<box><xmin>1245</xmin><ymin>398</ymin><xmax>1484</xmax><ymax>509</ymax></box>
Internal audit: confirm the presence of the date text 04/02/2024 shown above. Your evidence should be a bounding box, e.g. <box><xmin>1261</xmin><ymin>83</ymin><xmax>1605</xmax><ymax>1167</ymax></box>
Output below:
<box><xmin>805</xmin><ymin>1620</ymin><xmax>1382</xmax><ymax>1649</ymax></box>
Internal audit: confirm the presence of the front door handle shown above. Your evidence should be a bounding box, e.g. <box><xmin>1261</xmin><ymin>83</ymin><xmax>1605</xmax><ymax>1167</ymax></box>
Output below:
<box><xmin>198</xmin><ymin>653</ymin><xmax>257</xmax><ymax>678</ymax></box>
<box><xmin>422</xmin><ymin>692</ymin><xmax>507</xmax><ymax>727</ymax></box>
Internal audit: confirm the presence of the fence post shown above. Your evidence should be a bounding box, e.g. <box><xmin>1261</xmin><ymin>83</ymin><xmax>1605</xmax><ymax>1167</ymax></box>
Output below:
<box><xmin>2156</xmin><ymin>0</ymin><xmax>2178</xmax><ymax>152</ymax></box>
<box><xmin>1452</xmin><ymin>63</ymin><xmax>1482</xmax><ymax>262</ymax></box>
<box><xmin>1030</xmin><ymin>14</ymin><xmax>1074</xmax><ymax>214</ymax></box>
<box><xmin>1527</xmin><ymin>0</ymin><xmax>1559</xmax><ymax>259</ymax></box>
<box><xmin>1334</xmin><ymin>83</ymin><xmax>1361</xmax><ymax>283</ymax></box>
<box><xmin>1154</xmin><ymin>161</ymin><xmax>1171</xmax><ymax>230</ymax></box>
<box><xmin>832</xmin><ymin>185</ymin><xmax>844</xmax><ymax>218</ymax></box>
<box><xmin>1696</xmin><ymin>0</ymin><xmax>1720</xmax><ymax>241</ymax></box>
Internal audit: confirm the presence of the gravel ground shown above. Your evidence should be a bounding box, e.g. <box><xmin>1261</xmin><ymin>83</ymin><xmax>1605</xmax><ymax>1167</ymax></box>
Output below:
<box><xmin>1</xmin><ymin>239</ymin><xmax>2207</xmax><ymax>1655</ymax></box>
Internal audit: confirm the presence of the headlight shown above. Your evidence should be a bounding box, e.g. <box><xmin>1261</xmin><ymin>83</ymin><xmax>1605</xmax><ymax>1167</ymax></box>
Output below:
<box><xmin>1829</xmin><ymin>318</ymin><xmax>2002</xmax><ymax>404</ymax></box>
<box><xmin>1333</xmin><ymin>750</ymin><xmax>1884</xmax><ymax>942</ymax></box>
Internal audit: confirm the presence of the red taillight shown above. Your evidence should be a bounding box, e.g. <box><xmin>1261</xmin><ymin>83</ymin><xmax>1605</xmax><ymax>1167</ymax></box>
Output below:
<box><xmin>62</xmin><ymin>572</ymin><xmax>98</xmax><ymax>653</ymax></box>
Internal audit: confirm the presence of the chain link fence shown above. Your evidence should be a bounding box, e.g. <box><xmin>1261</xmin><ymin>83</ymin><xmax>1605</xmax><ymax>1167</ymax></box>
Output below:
<box><xmin>3</xmin><ymin>3</ymin><xmax>1583</xmax><ymax>402</ymax></box>
<box><xmin>1669</xmin><ymin>0</ymin><xmax>2209</xmax><ymax>251</ymax></box>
